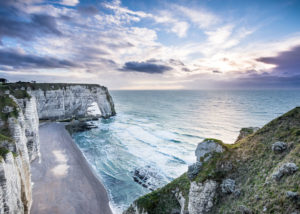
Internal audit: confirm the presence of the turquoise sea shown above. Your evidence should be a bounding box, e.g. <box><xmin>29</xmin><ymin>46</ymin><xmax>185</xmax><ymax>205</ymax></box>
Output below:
<box><xmin>72</xmin><ymin>90</ymin><xmax>300</xmax><ymax>213</ymax></box>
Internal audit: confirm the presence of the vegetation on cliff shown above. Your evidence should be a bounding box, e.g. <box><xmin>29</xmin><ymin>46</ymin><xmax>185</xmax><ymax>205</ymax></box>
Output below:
<box><xmin>125</xmin><ymin>107</ymin><xmax>300</xmax><ymax>214</ymax></box>
<box><xmin>0</xmin><ymin>94</ymin><xmax>18</xmax><ymax>159</ymax></box>
<box><xmin>1</xmin><ymin>81</ymin><xmax>106</xmax><ymax>92</ymax></box>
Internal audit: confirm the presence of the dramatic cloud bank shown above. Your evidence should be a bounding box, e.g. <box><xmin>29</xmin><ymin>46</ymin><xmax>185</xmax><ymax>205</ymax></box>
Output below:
<box><xmin>0</xmin><ymin>0</ymin><xmax>299</xmax><ymax>89</ymax></box>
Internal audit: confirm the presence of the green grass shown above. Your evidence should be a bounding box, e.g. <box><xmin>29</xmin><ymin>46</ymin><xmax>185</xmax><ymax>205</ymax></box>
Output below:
<box><xmin>0</xmin><ymin>94</ymin><xmax>19</xmax><ymax>159</ymax></box>
<box><xmin>1</xmin><ymin>82</ymin><xmax>105</xmax><ymax>92</ymax></box>
<box><xmin>0</xmin><ymin>95</ymin><xmax>19</xmax><ymax>121</ymax></box>
<box><xmin>0</xmin><ymin>147</ymin><xmax>10</xmax><ymax>157</ymax></box>
<box><xmin>125</xmin><ymin>173</ymin><xmax>190</xmax><ymax>214</ymax></box>
<box><xmin>0</xmin><ymin>133</ymin><xmax>13</xmax><ymax>142</ymax></box>
<box><xmin>124</xmin><ymin>107</ymin><xmax>300</xmax><ymax>214</ymax></box>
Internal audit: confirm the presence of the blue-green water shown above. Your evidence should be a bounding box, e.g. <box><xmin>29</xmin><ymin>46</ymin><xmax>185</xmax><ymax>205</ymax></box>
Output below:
<box><xmin>72</xmin><ymin>90</ymin><xmax>300</xmax><ymax>213</ymax></box>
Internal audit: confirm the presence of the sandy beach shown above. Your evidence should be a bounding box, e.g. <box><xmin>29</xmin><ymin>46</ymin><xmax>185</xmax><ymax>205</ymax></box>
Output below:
<box><xmin>31</xmin><ymin>123</ymin><xmax>112</xmax><ymax>214</ymax></box>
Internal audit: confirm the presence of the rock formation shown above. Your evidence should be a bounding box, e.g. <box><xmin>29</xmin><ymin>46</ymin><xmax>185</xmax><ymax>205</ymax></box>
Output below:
<box><xmin>124</xmin><ymin>107</ymin><xmax>300</xmax><ymax>214</ymax></box>
<box><xmin>0</xmin><ymin>82</ymin><xmax>116</xmax><ymax>214</ymax></box>
<box><xmin>29</xmin><ymin>84</ymin><xmax>115</xmax><ymax>120</ymax></box>
<box><xmin>0</xmin><ymin>95</ymin><xmax>38</xmax><ymax>214</ymax></box>
<box><xmin>235</xmin><ymin>126</ymin><xmax>259</xmax><ymax>142</ymax></box>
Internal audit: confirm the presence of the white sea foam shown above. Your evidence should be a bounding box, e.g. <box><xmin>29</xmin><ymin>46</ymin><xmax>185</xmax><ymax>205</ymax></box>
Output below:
<box><xmin>72</xmin><ymin>90</ymin><xmax>300</xmax><ymax>212</ymax></box>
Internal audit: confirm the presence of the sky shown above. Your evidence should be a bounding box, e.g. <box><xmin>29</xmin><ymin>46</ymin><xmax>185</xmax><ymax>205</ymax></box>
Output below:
<box><xmin>0</xmin><ymin>0</ymin><xmax>300</xmax><ymax>90</ymax></box>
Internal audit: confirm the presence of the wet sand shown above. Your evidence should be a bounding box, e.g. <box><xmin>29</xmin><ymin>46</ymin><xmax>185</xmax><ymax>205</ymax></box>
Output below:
<box><xmin>31</xmin><ymin>123</ymin><xmax>112</xmax><ymax>214</ymax></box>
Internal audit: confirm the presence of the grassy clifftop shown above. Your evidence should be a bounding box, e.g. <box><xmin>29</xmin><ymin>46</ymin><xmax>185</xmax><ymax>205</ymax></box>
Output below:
<box><xmin>125</xmin><ymin>107</ymin><xmax>300</xmax><ymax>214</ymax></box>
<box><xmin>0</xmin><ymin>82</ymin><xmax>106</xmax><ymax>92</ymax></box>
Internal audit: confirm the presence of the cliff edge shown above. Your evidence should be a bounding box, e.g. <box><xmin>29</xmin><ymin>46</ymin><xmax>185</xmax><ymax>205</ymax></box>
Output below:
<box><xmin>0</xmin><ymin>82</ymin><xmax>116</xmax><ymax>214</ymax></box>
<box><xmin>125</xmin><ymin>107</ymin><xmax>300</xmax><ymax>214</ymax></box>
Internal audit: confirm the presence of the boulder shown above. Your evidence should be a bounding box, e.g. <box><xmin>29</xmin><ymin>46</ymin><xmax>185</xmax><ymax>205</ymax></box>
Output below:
<box><xmin>235</xmin><ymin>127</ymin><xmax>259</xmax><ymax>142</ymax></box>
<box><xmin>221</xmin><ymin>179</ymin><xmax>236</xmax><ymax>194</ymax></box>
<box><xmin>188</xmin><ymin>180</ymin><xmax>218</xmax><ymax>214</ymax></box>
<box><xmin>286</xmin><ymin>191</ymin><xmax>299</xmax><ymax>200</ymax></box>
<box><xmin>195</xmin><ymin>139</ymin><xmax>224</xmax><ymax>162</ymax></box>
<box><xmin>272</xmin><ymin>162</ymin><xmax>298</xmax><ymax>181</ymax></box>
<box><xmin>132</xmin><ymin>166</ymin><xmax>164</xmax><ymax>191</ymax></box>
<box><xmin>272</xmin><ymin>141</ymin><xmax>287</xmax><ymax>153</ymax></box>
<box><xmin>187</xmin><ymin>162</ymin><xmax>202</xmax><ymax>180</ymax></box>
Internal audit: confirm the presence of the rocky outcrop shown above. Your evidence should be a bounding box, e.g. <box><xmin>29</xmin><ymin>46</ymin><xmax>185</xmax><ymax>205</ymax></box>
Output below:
<box><xmin>272</xmin><ymin>162</ymin><xmax>298</xmax><ymax>181</ymax></box>
<box><xmin>195</xmin><ymin>139</ymin><xmax>224</xmax><ymax>162</ymax></box>
<box><xmin>187</xmin><ymin>162</ymin><xmax>202</xmax><ymax>180</ymax></box>
<box><xmin>188</xmin><ymin>180</ymin><xmax>217</xmax><ymax>214</ymax></box>
<box><xmin>29</xmin><ymin>84</ymin><xmax>115</xmax><ymax>120</ymax></box>
<box><xmin>272</xmin><ymin>141</ymin><xmax>287</xmax><ymax>153</ymax></box>
<box><xmin>15</xmin><ymin>97</ymin><xmax>40</xmax><ymax>162</ymax></box>
<box><xmin>124</xmin><ymin>107</ymin><xmax>300</xmax><ymax>214</ymax></box>
<box><xmin>220</xmin><ymin>179</ymin><xmax>236</xmax><ymax>194</ymax></box>
<box><xmin>235</xmin><ymin>127</ymin><xmax>259</xmax><ymax>142</ymax></box>
<box><xmin>132</xmin><ymin>166</ymin><xmax>164</xmax><ymax>191</ymax></box>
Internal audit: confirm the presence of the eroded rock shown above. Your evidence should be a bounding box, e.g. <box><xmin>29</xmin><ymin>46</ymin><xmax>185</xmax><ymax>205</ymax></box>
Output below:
<box><xmin>272</xmin><ymin>141</ymin><xmax>287</xmax><ymax>153</ymax></box>
<box><xmin>272</xmin><ymin>162</ymin><xmax>298</xmax><ymax>181</ymax></box>
<box><xmin>174</xmin><ymin>191</ymin><xmax>187</xmax><ymax>214</ymax></box>
<box><xmin>188</xmin><ymin>180</ymin><xmax>218</xmax><ymax>214</ymax></box>
<box><xmin>187</xmin><ymin>162</ymin><xmax>202</xmax><ymax>180</ymax></box>
<box><xmin>235</xmin><ymin>127</ymin><xmax>259</xmax><ymax>142</ymax></box>
<box><xmin>133</xmin><ymin>166</ymin><xmax>164</xmax><ymax>191</ymax></box>
<box><xmin>195</xmin><ymin>139</ymin><xmax>224</xmax><ymax>162</ymax></box>
<box><xmin>221</xmin><ymin>179</ymin><xmax>236</xmax><ymax>194</ymax></box>
<box><xmin>286</xmin><ymin>191</ymin><xmax>299</xmax><ymax>200</ymax></box>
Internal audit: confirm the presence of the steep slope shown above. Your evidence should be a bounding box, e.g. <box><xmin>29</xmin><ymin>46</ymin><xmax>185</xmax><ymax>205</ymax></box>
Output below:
<box><xmin>0</xmin><ymin>92</ymin><xmax>39</xmax><ymax>214</ymax></box>
<box><xmin>125</xmin><ymin>107</ymin><xmax>300</xmax><ymax>214</ymax></box>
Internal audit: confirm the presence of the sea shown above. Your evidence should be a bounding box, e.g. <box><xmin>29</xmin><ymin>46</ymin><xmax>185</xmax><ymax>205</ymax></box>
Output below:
<box><xmin>71</xmin><ymin>89</ymin><xmax>300</xmax><ymax>213</ymax></box>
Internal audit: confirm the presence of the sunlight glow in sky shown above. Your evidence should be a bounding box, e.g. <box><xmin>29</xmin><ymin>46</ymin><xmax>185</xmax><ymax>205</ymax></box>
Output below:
<box><xmin>0</xmin><ymin>0</ymin><xmax>300</xmax><ymax>89</ymax></box>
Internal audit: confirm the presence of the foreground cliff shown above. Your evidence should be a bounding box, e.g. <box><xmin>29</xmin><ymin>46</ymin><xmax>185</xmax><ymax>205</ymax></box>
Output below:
<box><xmin>0</xmin><ymin>82</ymin><xmax>115</xmax><ymax>214</ymax></box>
<box><xmin>125</xmin><ymin>107</ymin><xmax>300</xmax><ymax>214</ymax></box>
<box><xmin>0</xmin><ymin>92</ymin><xmax>39</xmax><ymax>214</ymax></box>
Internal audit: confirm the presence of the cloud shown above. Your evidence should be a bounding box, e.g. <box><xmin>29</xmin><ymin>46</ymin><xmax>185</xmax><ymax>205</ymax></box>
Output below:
<box><xmin>0</xmin><ymin>2</ymin><xmax>61</xmax><ymax>42</ymax></box>
<box><xmin>171</xmin><ymin>21</ymin><xmax>189</xmax><ymax>38</ymax></box>
<box><xmin>257</xmin><ymin>45</ymin><xmax>300</xmax><ymax>76</ymax></box>
<box><xmin>31</xmin><ymin>14</ymin><xmax>62</xmax><ymax>35</ymax></box>
<box><xmin>0</xmin><ymin>0</ymin><xmax>299</xmax><ymax>90</ymax></box>
<box><xmin>0</xmin><ymin>48</ymin><xmax>77</xmax><ymax>70</ymax></box>
<box><xmin>120</xmin><ymin>60</ymin><xmax>172</xmax><ymax>74</ymax></box>
<box><xmin>77</xmin><ymin>5</ymin><xmax>99</xmax><ymax>15</ymax></box>
<box><xmin>60</xmin><ymin>0</ymin><xmax>79</xmax><ymax>7</ymax></box>
<box><xmin>205</xmin><ymin>25</ymin><xmax>233</xmax><ymax>45</ymax></box>
<box><xmin>174</xmin><ymin>5</ymin><xmax>219</xmax><ymax>29</ymax></box>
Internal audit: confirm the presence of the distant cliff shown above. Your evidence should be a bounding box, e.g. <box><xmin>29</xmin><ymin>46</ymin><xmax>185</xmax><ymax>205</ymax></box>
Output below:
<box><xmin>4</xmin><ymin>83</ymin><xmax>116</xmax><ymax>120</ymax></box>
<box><xmin>0</xmin><ymin>82</ymin><xmax>116</xmax><ymax>214</ymax></box>
<box><xmin>125</xmin><ymin>107</ymin><xmax>300</xmax><ymax>214</ymax></box>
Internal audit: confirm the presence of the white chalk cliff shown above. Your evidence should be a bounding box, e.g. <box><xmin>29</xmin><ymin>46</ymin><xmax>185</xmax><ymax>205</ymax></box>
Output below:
<box><xmin>0</xmin><ymin>83</ymin><xmax>115</xmax><ymax>214</ymax></box>
<box><xmin>29</xmin><ymin>84</ymin><xmax>115</xmax><ymax>120</ymax></box>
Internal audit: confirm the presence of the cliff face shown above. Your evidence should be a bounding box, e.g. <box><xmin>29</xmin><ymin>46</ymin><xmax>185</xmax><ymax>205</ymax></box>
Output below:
<box><xmin>0</xmin><ymin>82</ymin><xmax>116</xmax><ymax>214</ymax></box>
<box><xmin>125</xmin><ymin>107</ymin><xmax>300</xmax><ymax>214</ymax></box>
<box><xmin>0</xmin><ymin>95</ymin><xmax>39</xmax><ymax>214</ymax></box>
<box><xmin>29</xmin><ymin>84</ymin><xmax>116</xmax><ymax>120</ymax></box>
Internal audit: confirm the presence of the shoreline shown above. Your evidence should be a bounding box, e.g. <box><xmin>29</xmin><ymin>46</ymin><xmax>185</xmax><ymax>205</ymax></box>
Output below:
<box><xmin>31</xmin><ymin>122</ymin><xmax>112</xmax><ymax>214</ymax></box>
